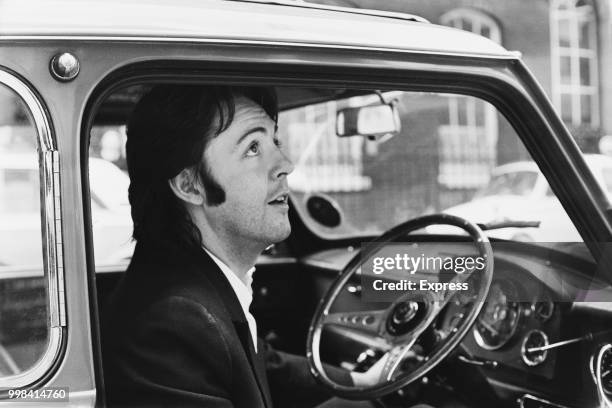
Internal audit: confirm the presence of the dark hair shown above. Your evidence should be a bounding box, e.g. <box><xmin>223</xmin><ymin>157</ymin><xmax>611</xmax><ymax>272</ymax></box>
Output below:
<box><xmin>125</xmin><ymin>84</ymin><xmax>278</xmax><ymax>250</ymax></box>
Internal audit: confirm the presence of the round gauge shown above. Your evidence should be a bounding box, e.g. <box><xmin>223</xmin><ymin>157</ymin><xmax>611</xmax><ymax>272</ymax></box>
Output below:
<box><xmin>521</xmin><ymin>330</ymin><xmax>548</xmax><ymax>366</ymax></box>
<box><xmin>595</xmin><ymin>345</ymin><xmax>612</xmax><ymax>396</ymax></box>
<box><xmin>473</xmin><ymin>281</ymin><xmax>521</xmax><ymax>350</ymax></box>
<box><xmin>532</xmin><ymin>301</ymin><xmax>554</xmax><ymax>321</ymax></box>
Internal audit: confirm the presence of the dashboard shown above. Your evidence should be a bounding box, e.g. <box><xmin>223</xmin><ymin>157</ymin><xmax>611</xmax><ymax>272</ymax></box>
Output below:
<box><xmin>299</xmin><ymin>239</ymin><xmax>612</xmax><ymax>407</ymax></box>
<box><xmin>439</xmin><ymin>258</ymin><xmax>563</xmax><ymax>378</ymax></box>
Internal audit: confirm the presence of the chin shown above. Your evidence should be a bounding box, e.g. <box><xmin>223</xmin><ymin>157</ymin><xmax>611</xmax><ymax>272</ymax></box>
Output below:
<box><xmin>267</xmin><ymin>222</ymin><xmax>292</xmax><ymax>244</ymax></box>
<box><xmin>273</xmin><ymin>227</ymin><xmax>291</xmax><ymax>243</ymax></box>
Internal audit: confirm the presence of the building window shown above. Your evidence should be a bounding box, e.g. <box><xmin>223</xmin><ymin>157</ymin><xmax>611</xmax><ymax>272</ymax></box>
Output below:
<box><xmin>283</xmin><ymin>100</ymin><xmax>371</xmax><ymax>194</ymax></box>
<box><xmin>440</xmin><ymin>8</ymin><xmax>501</xmax><ymax>43</ymax></box>
<box><xmin>550</xmin><ymin>0</ymin><xmax>599</xmax><ymax>126</ymax></box>
<box><xmin>439</xmin><ymin>9</ymin><xmax>501</xmax><ymax>189</ymax></box>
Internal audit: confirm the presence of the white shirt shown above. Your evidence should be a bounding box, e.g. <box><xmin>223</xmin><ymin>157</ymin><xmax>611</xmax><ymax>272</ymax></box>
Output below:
<box><xmin>202</xmin><ymin>247</ymin><xmax>258</xmax><ymax>353</ymax></box>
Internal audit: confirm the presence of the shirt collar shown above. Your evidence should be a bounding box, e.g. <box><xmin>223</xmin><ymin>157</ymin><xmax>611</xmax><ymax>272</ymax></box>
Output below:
<box><xmin>202</xmin><ymin>247</ymin><xmax>255</xmax><ymax>308</ymax></box>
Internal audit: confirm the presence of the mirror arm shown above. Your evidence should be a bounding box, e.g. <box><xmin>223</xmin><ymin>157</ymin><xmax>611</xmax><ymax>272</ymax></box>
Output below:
<box><xmin>374</xmin><ymin>90</ymin><xmax>386</xmax><ymax>104</ymax></box>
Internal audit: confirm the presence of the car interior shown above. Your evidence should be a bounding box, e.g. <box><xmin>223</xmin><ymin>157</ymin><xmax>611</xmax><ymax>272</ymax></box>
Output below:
<box><xmin>79</xmin><ymin>80</ymin><xmax>612</xmax><ymax>407</ymax></box>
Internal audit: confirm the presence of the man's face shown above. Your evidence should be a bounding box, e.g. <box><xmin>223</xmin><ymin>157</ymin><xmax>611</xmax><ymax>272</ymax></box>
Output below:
<box><xmin>199</xmin><ymin>96</ymin><xmax>294</xmax><ymax>249</ymax></box>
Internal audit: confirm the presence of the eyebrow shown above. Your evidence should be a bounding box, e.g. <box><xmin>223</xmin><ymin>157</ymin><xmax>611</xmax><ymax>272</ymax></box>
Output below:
<box><xmin>236</xmin><ymin>124</ymin><xmax>277</xmax><ymax>146</ymax></box>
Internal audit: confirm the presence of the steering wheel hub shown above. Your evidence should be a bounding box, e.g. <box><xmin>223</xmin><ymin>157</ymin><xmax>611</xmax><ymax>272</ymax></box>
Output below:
<box><xmin>387</xmin><ymin>301</ymin><xmax>424</xmax><ymax>335</ymax></box>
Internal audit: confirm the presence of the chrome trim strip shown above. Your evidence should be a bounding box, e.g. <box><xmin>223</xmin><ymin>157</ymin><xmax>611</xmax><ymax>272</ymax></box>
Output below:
<box><xmin>299</xmin><ymin>258</ymin><xmax>342</xmax><ymax>272</ymax></box>
<box><xmin>233</xmin><ymin>0</ymin><xmax>429</xmax><ymax>23</ymax></box>
<box><xmin>256</xmin><ymin>256</ymin><xmax>298</xmax><ymax>265</ymax></box>
<box><xmin>517</xmin><ymin>394</ymin><xmax>573</xmax><ymax>408</ymax></box>
<box><xmin>44</xmin><ymin>150</ymin><xmax>65</xmax><ymax>328</ymax></box>
<box><xmin>0</xmin><ymin>36</ymin><xmax>520</xmax><ymax>60</ymax></box>
<box><xmin>0</xmin><ymin>70</ymin><xmax>65</xmax><ymax>388</ymax></box>
<box><xmin>51</xmin><ymin>151</ymin><xmax>66</xmax><ymax>326</ymax></box>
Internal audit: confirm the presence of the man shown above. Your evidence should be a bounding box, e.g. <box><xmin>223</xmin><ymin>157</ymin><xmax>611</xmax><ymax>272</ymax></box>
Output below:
<box><xmin>101</xmin><ymin>85</ymin><xmax>384</xmax><ymax>407</ymax></box>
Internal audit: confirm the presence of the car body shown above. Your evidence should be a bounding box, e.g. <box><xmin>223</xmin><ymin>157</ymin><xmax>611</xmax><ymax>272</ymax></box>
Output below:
<box><xmin>435</xmin><ymin>154</ymin><xmax>612</xmax><ymax>242</ymax></box>
<box><xmin>0</xmin><ymin>1</ymin><xmax>611</xmax><ymax>407</ymax></box>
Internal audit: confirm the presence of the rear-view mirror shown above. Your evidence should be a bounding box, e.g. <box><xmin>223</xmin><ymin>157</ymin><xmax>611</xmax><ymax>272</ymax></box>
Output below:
<box><xmin>336</xmin><ymin>103</ymin><xmax>400</xmax><ymax>139</ymax></box>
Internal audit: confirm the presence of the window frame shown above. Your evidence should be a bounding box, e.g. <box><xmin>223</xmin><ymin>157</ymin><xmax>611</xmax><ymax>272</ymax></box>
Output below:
<box><xmin>0</xmin><ymin>69</ymin><xmax>66</xmax><ymax>390</ymax></box>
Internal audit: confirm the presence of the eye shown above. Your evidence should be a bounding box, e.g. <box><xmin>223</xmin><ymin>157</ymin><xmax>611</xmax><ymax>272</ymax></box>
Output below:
<box><xmin>273</xmin><ymin>137</ymin><xmax>282</xmax><ymax>148</ymax></box>
<box><xmin>246</xmin><ymin>141</ymin><xmax>260</xmax><ymax>156</ymax></box>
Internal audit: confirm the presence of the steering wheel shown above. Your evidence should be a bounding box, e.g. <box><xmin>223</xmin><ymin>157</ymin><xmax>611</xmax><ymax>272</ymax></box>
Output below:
<box><xmin>306</xmin><ymin>214</ymin><xmax>494</xmax><ymax>399</ymax></box>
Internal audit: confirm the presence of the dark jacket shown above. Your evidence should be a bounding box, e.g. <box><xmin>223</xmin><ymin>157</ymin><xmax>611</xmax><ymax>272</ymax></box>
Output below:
<box><xmin>101</xmin><ymin>240</ymin><xmax>351</xmax><ymax>408</ymax></box>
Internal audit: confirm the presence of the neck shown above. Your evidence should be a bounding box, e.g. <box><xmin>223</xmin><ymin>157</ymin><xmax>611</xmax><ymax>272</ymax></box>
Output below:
<box><xmin>199</xmin><ymin>228</ymin><xmax>261</xmax><ymax>285</ymax></box>
<box><xmin>189</xmin><ymin>203</ymin><xmax>266</xmax><ymax>285</ymax></box>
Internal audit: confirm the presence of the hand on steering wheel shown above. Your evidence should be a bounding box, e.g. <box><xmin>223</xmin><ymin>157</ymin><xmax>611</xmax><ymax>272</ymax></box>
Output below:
<box><xmin>306</xmin><ymin>214</ymin><xmax>494</xmax><ymax>399</ymax></box>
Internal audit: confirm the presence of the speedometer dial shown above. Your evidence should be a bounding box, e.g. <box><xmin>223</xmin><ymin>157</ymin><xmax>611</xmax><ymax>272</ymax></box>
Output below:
<box><xmin>602</xmin><ymin>348</ymin><xmax>612</xmax><ymax>396</ymax></box>
<box><xmin>474</xmin><ymin>281</ymin><xmax>521</xmax><ymax>350</ymax></box>
<box><xmin>593</xmin><ymin>345</ymin><xmax>612</xmax><ymax>396</ymax></box>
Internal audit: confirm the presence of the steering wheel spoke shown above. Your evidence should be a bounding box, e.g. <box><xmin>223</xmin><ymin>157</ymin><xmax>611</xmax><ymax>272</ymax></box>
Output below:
<box><xmin>323</xmin><ymin>309</ymin><xmax>386</xmax><ymax>338</ymax></box>
<box><xmin>378</xmin><ymin>343</ymin><xmax>424</xmax><ymax>382</ymax></box>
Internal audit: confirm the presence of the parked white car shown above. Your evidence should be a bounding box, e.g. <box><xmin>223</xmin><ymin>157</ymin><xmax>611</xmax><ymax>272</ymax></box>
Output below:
<box><xmin>0</xmin><ymin>153</ymin><xmax>133</xmax><ymax>269</ymax></box>
<box><xmin>436</xmin><ymin>154</ymin><xmax>612</xmax><ymax>242</ymax></box>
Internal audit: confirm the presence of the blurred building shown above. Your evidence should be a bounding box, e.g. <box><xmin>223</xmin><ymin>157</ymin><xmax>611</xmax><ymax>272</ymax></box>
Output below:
<box><xmin>285</xmin><ymin>0</ymin><xmax>612</xmax><ymax>212</ymax></box>
<box><xmin>309</xmin><ymin>0</ymin><xmax>612</xmax><ymax>149</ymax></box>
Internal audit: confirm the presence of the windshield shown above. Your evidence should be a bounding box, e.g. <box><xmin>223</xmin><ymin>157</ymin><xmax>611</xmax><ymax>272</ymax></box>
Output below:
<box><xmin>280</xmin><ymin>90</ymin><xmax>592</xmax><ymax>243</ymax></box>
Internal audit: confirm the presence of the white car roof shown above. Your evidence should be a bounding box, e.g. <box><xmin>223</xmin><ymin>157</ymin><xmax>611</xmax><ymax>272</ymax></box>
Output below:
<box><xmin>491</xmin><ymin>154</ymin><xmax>612</xmax><ymax>176</ymax></box>
<box><xmin>0</xmin><ymin>0</ymin><xmax>514</xmax><ymax>59</ymax></box>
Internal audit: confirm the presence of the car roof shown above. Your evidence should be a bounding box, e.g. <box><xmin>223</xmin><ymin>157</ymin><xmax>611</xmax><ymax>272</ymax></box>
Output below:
<box><xmin>0</xmin><ymin>0</ymin><xmax>514</xmax><ymax>59</ymax></box>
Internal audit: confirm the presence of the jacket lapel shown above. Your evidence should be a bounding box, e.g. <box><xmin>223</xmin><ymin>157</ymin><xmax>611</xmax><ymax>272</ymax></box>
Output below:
<box><xmin>233</xmin><ymin>322</ymin><xmax>274</xmax><ymax>408</ymax></box>
<box><xmin>192</xmin><ymin>248</ymin><xmax>273</xmax><ymax>408</ymax></box>
<box><xmin>254</xmin><ymin>338</ymin><xmax>273</xmax><ymax>406</ymax></box>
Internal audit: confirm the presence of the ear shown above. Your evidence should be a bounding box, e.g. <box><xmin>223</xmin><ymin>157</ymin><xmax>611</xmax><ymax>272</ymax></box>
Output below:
<box><xmin>168</xmin><ymin>168</ymin><xmax>204</xmax><ymax>206</ymax></box>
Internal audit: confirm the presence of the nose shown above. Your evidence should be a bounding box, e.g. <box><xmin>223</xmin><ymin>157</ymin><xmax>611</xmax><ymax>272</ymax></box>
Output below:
<box><xmin>273</xmin><ymin>149</ymin><xmax>295</xmax><ymax>179</ymax></box>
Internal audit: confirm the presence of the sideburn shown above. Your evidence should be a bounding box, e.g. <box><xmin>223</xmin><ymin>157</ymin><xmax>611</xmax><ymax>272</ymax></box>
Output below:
<box><xmin>196</xmin><ymin>162</ymin><xmax>226</xmax><ymax>206</ymax></box>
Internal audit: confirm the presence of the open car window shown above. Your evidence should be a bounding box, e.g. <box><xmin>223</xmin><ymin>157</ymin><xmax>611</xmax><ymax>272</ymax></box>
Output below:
<box><xmin>88</xmin><ymin>87</ymin><xmax>599</xmax><ymax>273</ymax></box>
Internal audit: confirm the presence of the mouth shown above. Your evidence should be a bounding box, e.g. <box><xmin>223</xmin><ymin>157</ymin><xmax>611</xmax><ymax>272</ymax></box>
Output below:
<box><xmin>268</xmin><ymin>192</ymin><xmax>289</xmax><ymax>206</ymax></box>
